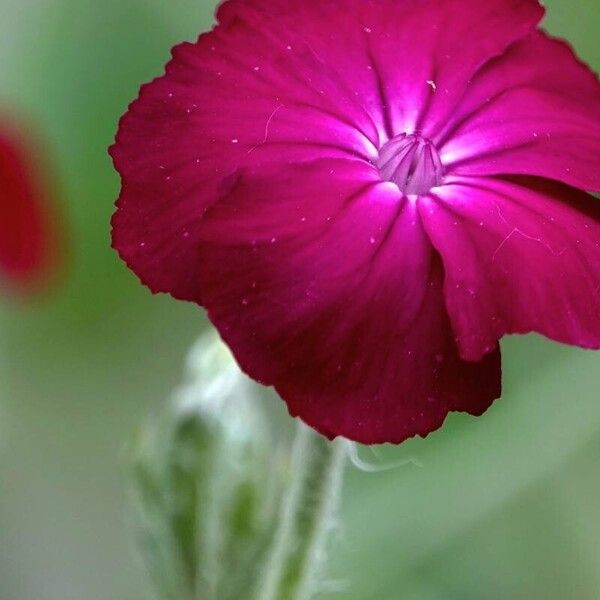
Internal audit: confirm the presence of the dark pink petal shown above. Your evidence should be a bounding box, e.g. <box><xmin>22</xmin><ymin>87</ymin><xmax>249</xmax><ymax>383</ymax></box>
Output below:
<box><xmin>419</xmin><ymin>176</ymin><xmax>600</xmax><ymax>362</ymax></box>
<box><xmin>439</xmin><ymin>32</ymin><xmax>600</xmax><ymax>191</ymax></box>
<box><xmin>219</xmin><ymin>0</ymin><xmax>544</xmax><ymax>138</ymax></box>
<box><xmin>111</xmin><ymin>0</ymin><xmax>544</xmax><ymax>302</ymax></box>
<box><xmin>197</xmin><ymin>159</ymin><xmax>501</xmax><ymax>443</ymax></box>
<box><xmin>0</xmin><ymin>124</ymin><xmax>60</xmax><ymax>294</ymax></box>
<box><xmin>111</xmin><ymin>6</ymin><xmax>380</xmax><ymax>302</ymax></box>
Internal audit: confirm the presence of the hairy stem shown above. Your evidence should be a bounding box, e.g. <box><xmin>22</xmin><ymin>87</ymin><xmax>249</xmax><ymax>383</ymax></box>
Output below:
<box><xmin>256</xmin><ymin>423</ymin><xmax>348</xmax><ymax>600</ymax></box>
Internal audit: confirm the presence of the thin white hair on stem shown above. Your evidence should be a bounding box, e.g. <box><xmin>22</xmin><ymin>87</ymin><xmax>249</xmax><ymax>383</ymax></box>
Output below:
<box><xmin>345</xmin><ymin>442</ymin><xmax>423</xmax><ymax>473</ymax></box>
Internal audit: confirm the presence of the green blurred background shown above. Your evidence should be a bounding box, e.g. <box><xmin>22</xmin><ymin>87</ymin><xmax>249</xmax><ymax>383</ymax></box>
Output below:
<box><xmin>0</xmin><ymin>1</ymin><xmax>599</xmax><ymax>598</ymax></box>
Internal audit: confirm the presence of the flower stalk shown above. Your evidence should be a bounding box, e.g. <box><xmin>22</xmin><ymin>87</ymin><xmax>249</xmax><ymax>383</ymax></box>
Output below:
<box><xmin>256</xmin><ymin>425</ymin><xmax>347</xmax><ymax>600</ymax></box>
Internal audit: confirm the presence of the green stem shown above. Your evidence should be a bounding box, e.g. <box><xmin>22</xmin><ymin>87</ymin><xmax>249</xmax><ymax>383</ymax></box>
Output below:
<box><xmin>255</xmin><ymin>423</ymin><xmax>348</xmax><ymax>600</ymax></box>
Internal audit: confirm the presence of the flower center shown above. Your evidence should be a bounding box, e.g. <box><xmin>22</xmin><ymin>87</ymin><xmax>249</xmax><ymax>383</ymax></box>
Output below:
<box><xmin>376</xmin><ymin>134</ymin><xmax>444</xmax><ymax>195</ymax></box>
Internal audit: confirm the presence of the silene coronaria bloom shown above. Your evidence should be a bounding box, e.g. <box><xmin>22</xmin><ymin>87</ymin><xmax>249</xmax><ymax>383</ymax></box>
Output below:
<box><xmin>111</xmin><ymin>0</ymin><xmax>600</xmax><ymax>444</ymax></box>
<box><xmin>1</xmin><ymin>120</ymin><xmax>60</xmax><ymax>295</ymax></box>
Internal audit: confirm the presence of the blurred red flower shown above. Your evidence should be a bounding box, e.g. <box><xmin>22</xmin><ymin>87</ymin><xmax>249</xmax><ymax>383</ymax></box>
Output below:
<box><xmin>0</xmin><ymin>119</ymin><xmax>62</xmax><ymax>296</ymax></box>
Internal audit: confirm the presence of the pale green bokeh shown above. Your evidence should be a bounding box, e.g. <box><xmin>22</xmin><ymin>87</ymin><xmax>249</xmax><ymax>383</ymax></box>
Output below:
<box><xmin>0</xmin><ymin>1</ymin><xmax>599</xmax><ymax>599</ymax></box>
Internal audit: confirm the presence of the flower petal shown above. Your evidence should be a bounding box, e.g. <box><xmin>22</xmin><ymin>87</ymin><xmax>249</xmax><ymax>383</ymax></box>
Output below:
<box><xmin>219</xmin><ymin>0</ymin><xmax>544</xmax><ymax>138</ymax></box>
<box><xmin>111</xmin><ymin>5</ymin><xmax>382</xmax><ymax>302</ymax></box>
<box><xmin>419</xmin><ymin>176</ymin><xmax>600</xmax><ymax>362</ymax></box>
<box><xmin>197</xmin><ymin>159</ymin><xmax>501</xmax><ymax>443</ymax></box>
<box><xmin>440</xmin><ymin>32</ymin><xmax>600</xmax><ymax>191</ymax></box>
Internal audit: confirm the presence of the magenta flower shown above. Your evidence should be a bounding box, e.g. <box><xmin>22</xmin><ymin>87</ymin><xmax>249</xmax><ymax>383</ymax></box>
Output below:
<box><xmin>1</xmin><ymin>121</ymin><xmax>61</xmax><ymax>295</ymax></box>
<box><xmin>111</xmin><ymin>0</ymin><xmax>600</xmax><ymax>444</ymax></box>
